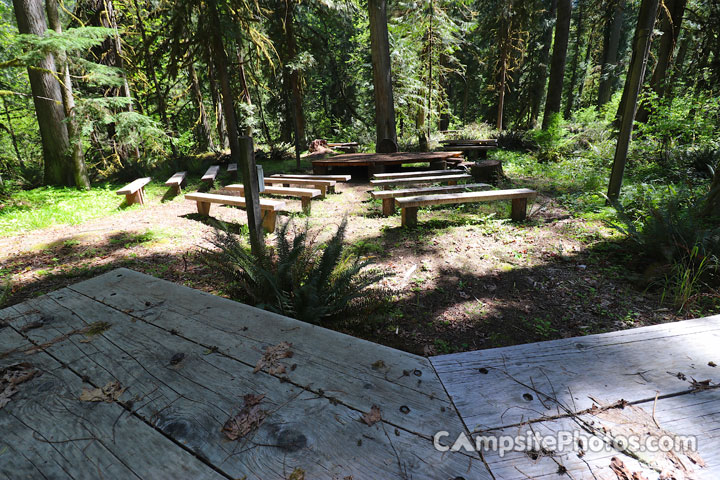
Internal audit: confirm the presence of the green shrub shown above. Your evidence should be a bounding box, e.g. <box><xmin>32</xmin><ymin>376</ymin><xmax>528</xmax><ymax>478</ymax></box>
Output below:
<box><xmin>206</xmin><ymin>218</ymin><xmax>383</xmax><ymax>324</ymax></box>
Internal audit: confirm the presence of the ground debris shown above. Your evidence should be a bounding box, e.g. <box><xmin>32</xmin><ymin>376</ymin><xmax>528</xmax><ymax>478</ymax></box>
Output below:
<box><xmin>254</xmin><ymin>342</ymin><xmax>293</xmax><ymax>375</ymax></box>
<box><xmin>222</xmin><ymin>393</ymin><xmax>267</xmax><ymax>440</ymax></box>
<box><xmin>610</xmin><ymin>457</ymin><xmax>649</xmax><ymax>480</ymax></box>
<box><xmin>592</xmin><ymin>400</ymin><xmax>706</xmax><ymax>479</ymax></box>
<box><xmin>689</xmin><ymin>378</ymin><xmax>714</xmax><ymax>392</ymax></box>
<box><xmin>0</xmin><ymin>362</ymin><xmax>41</xmax><ymax>409</ymax></box>
<box><xmin>288</xmin><ymin>468</ymin><xmax>305</xmax><ymax>480</ymax></box>
<box><xmin>25</xmin><ymin>321</ymin><xmax>111</xmax><ymax>354</ymax></box>
<box><xmin>79</xmin><ymin>380</ymin><xmax>126</xmax><ymax>402</ymax></box>
<box><xmin>360</xmin><ymin>405</ymin><xmax>382</xmax><ymax>426</ymax></box>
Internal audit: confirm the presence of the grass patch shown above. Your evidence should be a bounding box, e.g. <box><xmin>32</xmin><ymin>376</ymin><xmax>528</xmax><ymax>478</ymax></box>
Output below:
<box><xmin>0</xmin><ymin>183</ymin><xmax>171</xmax><ymax>237</ymax></box>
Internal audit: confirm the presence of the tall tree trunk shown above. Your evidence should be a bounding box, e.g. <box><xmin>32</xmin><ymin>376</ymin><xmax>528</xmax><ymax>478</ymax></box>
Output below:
<box><xmin>529</xmin><ymin>0</ymin><xmax>558</xmax><ymax>127</ymax></box>
<box><xmin>368</xmin><ymin>0</ymin><xmax>397</xmax><ymax>148</ymax></box>
<box><xmin>563</xmin><ymin>0</ymin><xmax>585</xmax><ymax>119</ymax></box>
<box><xmin>188</xmin><ymin>63</ymin><xmax>215</xmax><ymax>152</ymax></box>
<box><xmin>636</xmin><ymin>0</ymin><xmax>687</xmax><ymax>122</ymax></box>
<box><xmin>13</xmin><ymin>0</ymin><xmax>72</xmax><ymax>186</ymax></box>
<box><xmin>207</xmin><ymin>0</ymin><xmax>264</xmax><ymax>255</ymax></box>
<box><xmin>496</xmin><ymin>3</ymin><xmax>512</xmax><ymax>131</ymax></box>
<box><xmin>597</xmin><ymin>0</ymin><xmax>627</xmax><ymax>107</ymax></box>
<box><xmin>283</xmin><ymin>9</ymin><xmax>305</xmax><ymax>157</ymax></box>
<box><xmin>607</xmin><ymin>0</ymin><xmax>659</xmax><ymax>202</ymax></box>
<box><xmin>46</xmin><ymin>0</ymin><xmax>90</xmax><ymax>189</ymax></box>
<box><xmin>542</xmin><ymin>0</ymin><xmax>572</xmax><ymax>129</ymax></box>
<box><xmin>2</xmin><ymin>97</ymin><xmax>24</xmax><ymax>166</ymax></box>
<box><xmin>131</xmin><ymin>0</ymin><xmax>177</xmax><ymax>157</ymax></box>
<box><xmin>207</xmin><ymin>59</ymin><xmax>229</xmax><ymax>149</ymax></box>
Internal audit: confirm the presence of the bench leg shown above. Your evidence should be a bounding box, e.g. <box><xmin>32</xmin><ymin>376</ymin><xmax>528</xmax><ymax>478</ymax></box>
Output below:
<box><xmin>319</xmin><ymin>186</ymin><xmax>327</xmax><ymax>198</ymax></box>
<box><xmin>173</xmin><ymin>184</ymin><xmax>182</xmax><ymax>195</ymax></box>
<box><xmin>511</xmin><ymin>198</ymin><xmax>527</xmax><ymax>222</ymax></box>
<box><xmin>382</xmin><ymin>198</ymin><xmax>395</xmax><ymax>216</ymax></box>
<box><xmin>301</xmin><ymin>197</ymin><xmax>311</xmax><ymax>214</ymax></box>
<box><xmin>196</xmin><ymin>201</ymin><xmax>211</xmax><ymax>216</ymax></box>
<box><xmin>401</xmin><ymin>207</ymin><xmax>418</xmax><ymax>228</ymax></box>
<box><xmin>262</xmin><ymin>211</ymin><xmax>277</xmax><ymax>233</ymax></box>
<box><xmin>448</xmin><ymin>180</ymin><xmax>458</xmax><ymax>186</ymax></box>
<box><xmin>429</xmin><ymin>160</ymin><xmax>446</xmax><ymax>170</ymax></box>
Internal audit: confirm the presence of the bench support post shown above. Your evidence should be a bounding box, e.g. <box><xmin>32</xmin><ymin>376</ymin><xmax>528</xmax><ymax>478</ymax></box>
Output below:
<box><xmin>401</xmin><ymin>207</ymin><xmax>418</xmax><ymax>228</ymax></box>
<box><xmin>429</xmin><ymin>159</ymin><xmax>446</xmax><ymax>170</ymax></box>
<box><xmin>301</xmin><ymin>197</ymin><xmax>312</xmax><ymax>214</ymax></box>
<box><xmin>125</xmin><ymin>189</ymin><xmax>144</xmax><ymax>206</ymax></box>
<box><xmin>382</xmin><ymin>198</ymin><xmax>395</xmax><ymax>216</ymax></box>
<box><xmin>196</xmin><ymin>201</ymin><xmax>211</xmax><ymax>216</ymax></box>
<box><xmin>511</xmin><ymin>198</ymin><xmax>527</xmax><ymax>222</ymax></box>
<box><xmin>262</xmin><ymin>211</ymin><xmax>278</xmax><ymax>233</ymax></box>
<box><xmin>318</xmin><ymin>186</ymin><xmax>327</xmax><ymax>198</ymax></box>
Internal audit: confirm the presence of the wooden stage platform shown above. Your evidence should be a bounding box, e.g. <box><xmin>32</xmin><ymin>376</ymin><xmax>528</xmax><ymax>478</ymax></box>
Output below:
<box><xmin>312</xmin><ymin>151</ymin><xmax>462</xmax><ymax>176</ymax></box>
<box><xmin>2</xmin><ymin>268</ymin><xmax>718</xmax><ymax>479</ymax></box>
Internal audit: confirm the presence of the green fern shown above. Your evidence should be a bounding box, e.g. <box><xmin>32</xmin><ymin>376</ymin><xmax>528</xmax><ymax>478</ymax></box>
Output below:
<box><xmin>206</xmin><ymin>218</ymin><xmax>383</xmax><ymax>325</ymax></box>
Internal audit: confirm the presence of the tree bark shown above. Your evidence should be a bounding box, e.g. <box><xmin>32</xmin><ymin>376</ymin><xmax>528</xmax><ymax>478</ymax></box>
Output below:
<box><xmin>188</xmin><ymin>63</ymin><xmax>215</xmax><ymax>152</ymax></box>
<box><xmin>13</xmin><ymin>0</ymin><xmax>73</xmax><ymax>186</ymax></box>
<box><xmin>496</xmin><ymin>2</ymin><xmax>512</xmax><ymax>131</ymax></box>
<box><xmin>368</xmin><ymin>0</ymin><xmax>397</xmax><ymax>148</ymax></box>
<box><xmin>597</xmin><ymin>0</ymin><xmax>627</xmax><ymax>107</ymax></box>
<box><xmin>563</xmin><ymin>0</ymin><xmax>585</xmax><ymax>119</ymax></box>
<box><xmin>207</xmin><ymin>59</ymin><xmax>229</xmax><ymax>149</ymax></box>
<box><xmin>636</xmin><ymin>0</ymin><xmax>687</xmax><ymax>122</ymax></box>
<box><xmin>529</xmin><ymin>0</ymin><xmax>557</xmax><ymax>127</ymax></box>
<box><xmin>607</xmin><ymin>0</ymin><xmax>659</xmax><ymax>202</ymax></box>
<box><xmin>542</xmin><ymin>0</ymin><xmax>572</xmax><ymax>129</ymax></box>
<box><xmin>46</xmin><ymin>0</ymin><xmax>90</xmax><ymax>189</ymax></box>
<box><xmin>207</xmin><ymin>0</ymin><xmax>264</xmax><ymax>255</ymax></box>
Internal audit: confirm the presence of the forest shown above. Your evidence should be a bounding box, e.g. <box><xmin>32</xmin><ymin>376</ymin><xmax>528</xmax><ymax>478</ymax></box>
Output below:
<box><xmin>1</xmin><ymin>0</ymin><xmax>720</xmax><ymax>353</ymax></box>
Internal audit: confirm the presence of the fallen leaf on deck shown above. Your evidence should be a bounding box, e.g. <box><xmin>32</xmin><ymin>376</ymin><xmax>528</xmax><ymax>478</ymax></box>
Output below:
<box><xmin>360</xmin><ymin>405</ymin><xmax>382</xmax><ymax>426</ymax></box>
<box><xmin>254</xmin><ymin>342</ymin><xmax>293</xmax><ymax>375</ymax></box>
<box><xmin>222</xmin><ymin>394</ymin><xmax>267</xmax><ymax>440</ymax></box>
<box><xmin>1</xmin><ymin>363</ymin><xmax>41</xmax><ymax>409</ymax></box>
<box><xmin>708</xmin><ymin>361</ymin><xmax>717</xmax><ymax>367</ymax></box>
<box><xmin>609</xmin><ymin>457</ymin><xmax>648</xmax><ymax>480</ymax></box>
<box><xmin>288</xmin><ymin>468</ymin><xmax>305</xmax><ymax>480</ymax></box>
<box><xmin>690</xmin><ymin>378</ymin><xmax>713</xmax><ymax>391</ymax></box>
<box><xmin>79</xmin><ymin>380</ymin><xmax>126</xmax><ymax>402</ymax></box>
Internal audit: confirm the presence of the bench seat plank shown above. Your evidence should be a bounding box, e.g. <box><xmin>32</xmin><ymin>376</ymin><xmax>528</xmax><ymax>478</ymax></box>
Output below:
<box><xmin>185</xmin><ymin>192</ymin><xmax>285</xmax><ymax>232</ymax></box>
<box><xmin>271</xmin><ymin>174</ymin><xmax>351</xmax><ymax>182</ymax></box>
<box><xmin>370</xmin><ymin>173</ymin><xmax>472</xmax><ymax>189</ymax></box>
<box><xmin>225</xmin><ymin>184</ymin><xmax>321</xmax><ymax>213</ymax></box>
<box><xmin>116</xmin><ymin>177</ymin><xmax>151</xmax><ymax>206</ymax></box>
<box><xmin>227</xmin><ymin>163</ymin><xmax>237</xmax><ymax>172</ymax></box>
<box><xmin>264</xmin><ymin>177</ymin><xmax>335</xmax><ymax>197</ymax></box>
<box><xmin>201</xmin><ymin>165</ymin><xmax>220</xmax><ymax>182</ymax></box>
<box><xmin>396</xmin><ymin>188</ymin><xmax>537</xmax><ymax>226</ymax></box>
<box><xmin>164</xmin><ymin>171</ymin><xmax>187</xmax><ymax>194</ymax></box>
<box><xmin>371</xmin><ymin>169</ymin><xmax>465</xmax><ymax>180</ymax></box>
<box><xmin>371</xmin><ymin>183</ymin><xmax>491</xmax><ymax>216</ymax></box>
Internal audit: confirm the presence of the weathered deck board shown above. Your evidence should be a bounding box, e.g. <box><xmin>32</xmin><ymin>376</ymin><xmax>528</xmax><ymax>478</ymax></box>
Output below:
<box><xmin>2</xmin><ymin>269</ymin><xmax>490</xmax><ymax>479</ymax></box>
<box><xmin>431</xmin><ymin>316</ymin><xmax>720</xmax><ymax>431</ymax></box>
<box><xmin>480</xmin><ymin>389</ymin><xmax>719</xmax><ymax>479</ymax></box>
<box><xmin>0</xmin><ymin>313</ymin><xmax>226</xmax><ymax>480</ymax></box>
<box><xmin>66</xmin><ymin>269</ymin><xmax>468</xmax><ymax>441</ymax></box>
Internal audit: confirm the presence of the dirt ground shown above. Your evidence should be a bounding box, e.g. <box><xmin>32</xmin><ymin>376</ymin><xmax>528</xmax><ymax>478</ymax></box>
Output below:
<box><xmin>0</xmin><ymin>171</ymin><xmax>687</xmax><ymax>356</ymax></box>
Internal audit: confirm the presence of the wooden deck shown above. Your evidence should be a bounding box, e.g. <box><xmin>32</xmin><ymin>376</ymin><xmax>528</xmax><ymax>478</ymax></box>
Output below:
<box><xmin>311</xmin><ymin>151</ymin><xmax>462</xmax><ymax>176</ymax></box>
<box><xmin>1</xmin><ymin>268</ymin><xmax>717</xmax><ymax>479</ymax></box>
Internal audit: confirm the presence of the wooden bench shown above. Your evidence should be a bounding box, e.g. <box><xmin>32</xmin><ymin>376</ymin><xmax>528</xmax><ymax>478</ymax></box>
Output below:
<box><xmin>371</xmin><ymin>183</ymin><xmax>491</xmax><ymax>216</ymax></box>
<box><xmin>164</xmin><ymin>171</ymin><xmax>186</xmax><ymax>194</ymax></box>
<box><xmin>371</xmin><ymin>169</ymin><xmax>465</xmax><ymax>180</ymax></box>
<box><xmin>327</xmin><ymin>142</ymin><xmax>358</xmax><ymax>153</ymax></box>
<box><xmin>370</xmin><ymin>173</ymin><xmax>472</xmax><ymax>189</ymax></box>
<box><xmin>271</xmin><ymin>174</ymin><xmax>351</xmax><ymax>182</ymax></box>
<box><xmin>202</xmin><ymin>165</ymin><xmax>220</xmax><ymax>183</ymax></box>
<box><xmin>116</xmin><ymin>177</ymin><xmax>151</xmax><ymax>206</ymax></box>
<box><xmin>185</xmin><ymin>192</ymin><xmax>285</xmax><ymax>233</ymax></box>
<box><xmin>225</xmin><ymin>184</ymin><xmax>321</xmax><ymax>214</ymax></box>
<box><xmin>395</xmin><ymin>188</ymin><xmax>537</xmax><ymax>227</ymax></box>
<box><xmin>264</xmin><ymin>177</ymin><xmax>336</xmax><ymax>197</ymax></box>
<box><xmin>227</xmin><ymin>163</ymin><xmax>237</xmax><ymax>178</ymax></box>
